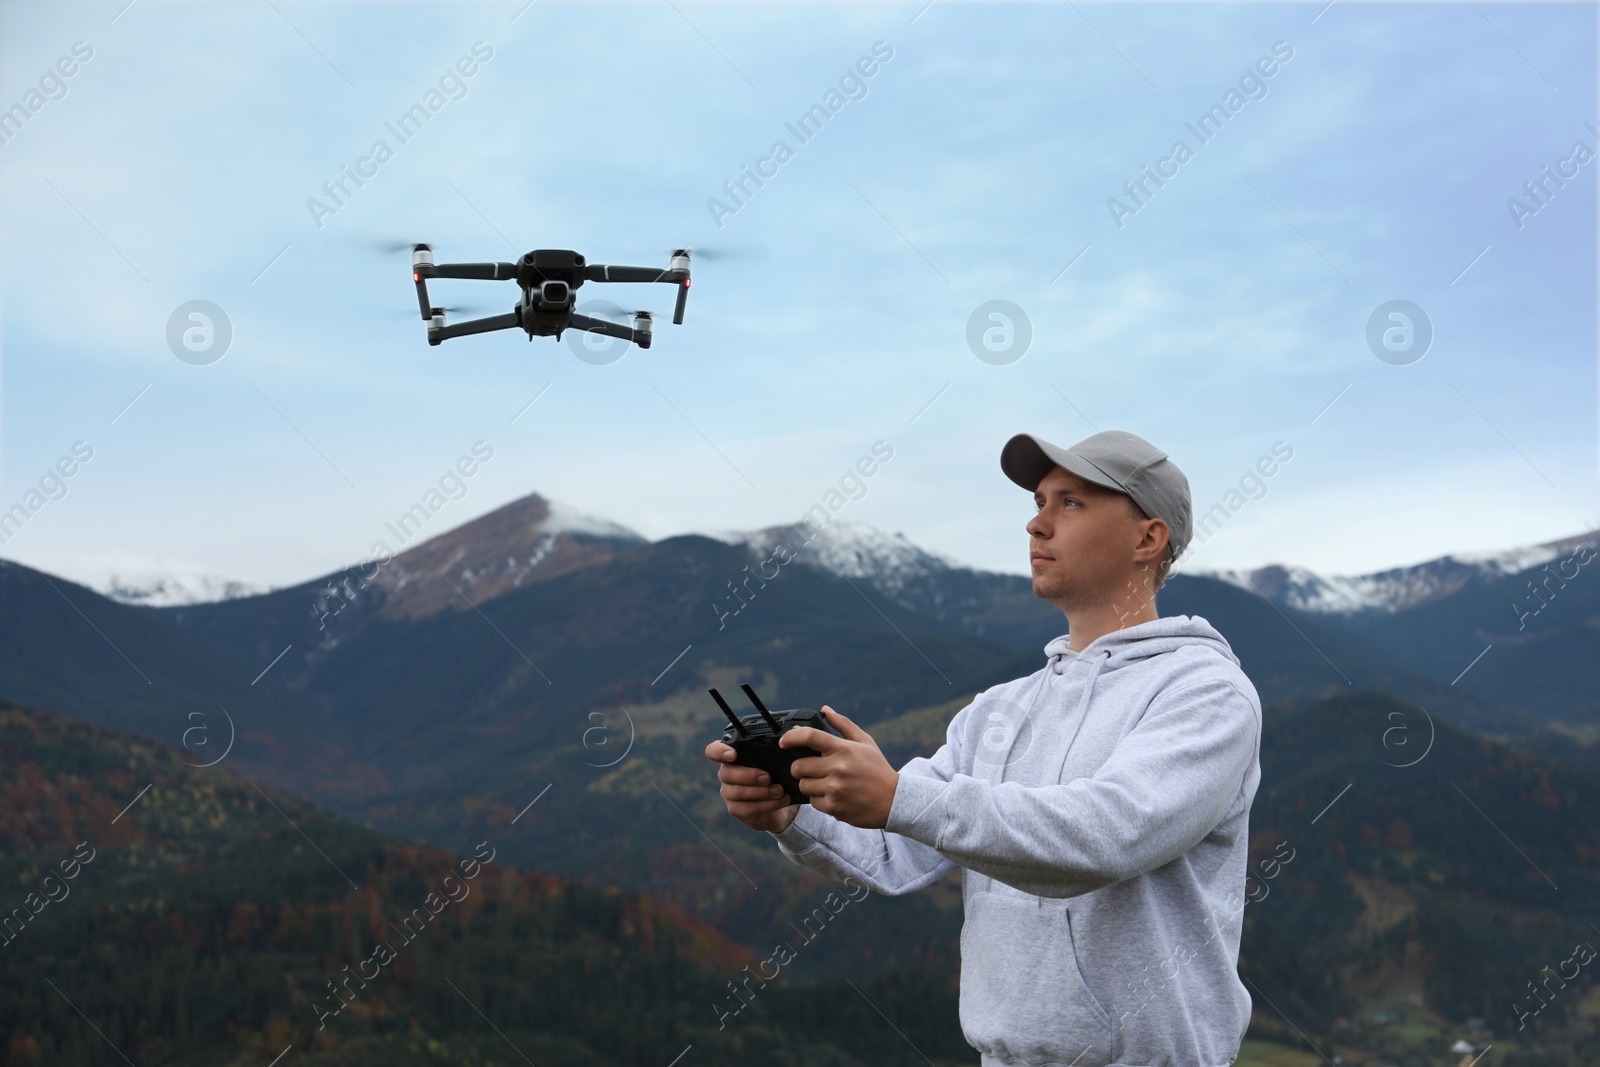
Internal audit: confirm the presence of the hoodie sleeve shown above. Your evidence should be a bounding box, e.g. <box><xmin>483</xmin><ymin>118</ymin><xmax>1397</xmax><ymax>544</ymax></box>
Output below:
<box><xmin>766</xmin><ymin>704</ymin><xmax>969</xmax><ymax>896</ymax></box>
<box><xmin>883</xmin><ymin>677</ymin><xmax>1259</xmax><ymax>899</ymax></box>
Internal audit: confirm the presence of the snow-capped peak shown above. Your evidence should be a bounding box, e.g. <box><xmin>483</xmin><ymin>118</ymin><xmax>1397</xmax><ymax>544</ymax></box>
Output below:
<box><xmin>541</xmin><ymin>499</ymin><xmax>645</xmax><ymax>541</ymax></box>
<box><xmin>1195</xmin><ymin>529</ymin><xmax>1599</xmax><ymax>616</ymax></box>
<box><xmin>80</xmin><ymin>567</ymin><xmax>272</xmax><ymax>607</ymax></box>
<box><xmin>705</xmin><ymin>519</ymin><xmax>962</xmax><ymax>597</ymax></box>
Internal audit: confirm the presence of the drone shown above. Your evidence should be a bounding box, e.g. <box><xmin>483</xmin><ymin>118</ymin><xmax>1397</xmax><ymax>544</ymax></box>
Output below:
<box><xmin>409</xmin><ymin>245</ymin><xmax>692</xmax><ymax>348</ymax></box>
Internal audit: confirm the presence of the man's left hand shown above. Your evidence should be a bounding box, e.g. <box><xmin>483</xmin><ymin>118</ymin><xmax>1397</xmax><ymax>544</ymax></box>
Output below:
<box><xmin>782</xmin><ymin>707</ymin><xmax>899</xmax><ymax>829</ymax></box>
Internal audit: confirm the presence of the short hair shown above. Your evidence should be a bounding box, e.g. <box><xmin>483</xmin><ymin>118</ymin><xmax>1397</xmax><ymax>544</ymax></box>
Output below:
<box><xmin>1124</xmin><ymin>495</ymin><xmax>1178</xmax><ymax>591</ymax></box>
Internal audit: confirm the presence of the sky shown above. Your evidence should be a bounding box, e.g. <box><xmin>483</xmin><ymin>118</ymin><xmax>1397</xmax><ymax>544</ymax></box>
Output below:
<box><xmin>1</xmin><ymin>0</ymin><xmax>1596</xmax><ymax>592</ymax></box>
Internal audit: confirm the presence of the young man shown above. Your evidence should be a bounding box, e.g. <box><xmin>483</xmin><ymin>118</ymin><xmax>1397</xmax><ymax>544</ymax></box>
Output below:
<box><xmin>706</xmin><ymin>430</ymin><xmax>1263</xmax><ymax>1067</ymax></box>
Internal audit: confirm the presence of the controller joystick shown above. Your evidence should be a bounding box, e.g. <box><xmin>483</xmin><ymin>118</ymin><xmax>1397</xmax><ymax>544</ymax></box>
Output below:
<box><xmin>711</xmin><ymin>684</ymin><xmax>840</xmax><ymax>806</ymax></box>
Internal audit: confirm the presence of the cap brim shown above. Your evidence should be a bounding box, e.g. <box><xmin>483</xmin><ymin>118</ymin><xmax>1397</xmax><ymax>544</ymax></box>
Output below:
<box><xmin>1000</xmin><ymin>435</ymin><xmax>1055</xmax><ymax>491</ymax></box>
<box><xmin>1001</xmin><ymin>434</ymin><xmax>1127</xmax><ymax>495</ymax></box>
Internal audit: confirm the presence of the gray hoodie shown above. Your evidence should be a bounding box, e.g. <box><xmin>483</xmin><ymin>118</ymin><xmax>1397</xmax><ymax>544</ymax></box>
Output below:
<box><xmin>769</xmin><ymin>614</ymin><xmax>1262</xmax><ymax>1067</ymax></box>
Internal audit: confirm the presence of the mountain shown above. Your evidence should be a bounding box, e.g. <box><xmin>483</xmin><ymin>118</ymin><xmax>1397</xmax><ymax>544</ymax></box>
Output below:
<box><xmin>154</xmin><ymin>528</ymin><xmax>1036</xmax><ymax>798</ymax></box>
<box><xmin>1197</xmin><ymin>528</ymin><xmax>1600</xmax><ymax>618</ymax></box>
<box><xmin>6</xmin><ymin>491</ymin><xmax>1600</xmax><ymax>1064</ymax></box>
<box><xmin>1196</xmin><ymin>526</ymin><xmax>1600</xmax><ymax>753</ymax></box>
<box><xmin>734</xmin><ymin>520</ymin><xmax>1069</xmax><ymax>651</ymax></box>
<box><xmin>356</xmin><ymin>492</ymin><xmax>645</xmax><ymax>620</ymax></box>
<box><xmin>1338</xmin><ymin>536</ymin><xmax>1600</xmax><ymax>740</ymax></box>
<box><xmin>0</xmin><ymin>488</ymin><xmax>1553</xmax><ymax>809</ymax></box>
<box><xmin>0</xmin><ymin>700</ymin><xmax>972</xmax><ymax>1067</ymax></box>
<box><xmin>133</xmin><ymin>488</ymin><xmax>1525</xmax><ymax>783</ymax></box>
<box><xmin>0</xmin><ymin>558</ymin><xmax>380</xmax><ymax>802</ymax></box>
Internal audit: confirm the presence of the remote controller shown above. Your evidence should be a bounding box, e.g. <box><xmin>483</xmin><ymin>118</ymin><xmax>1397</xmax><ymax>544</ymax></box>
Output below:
<box><xmin>711</xmin><ymin>684</ymin><xmax>840</xmax><ymax>805</ymax></box>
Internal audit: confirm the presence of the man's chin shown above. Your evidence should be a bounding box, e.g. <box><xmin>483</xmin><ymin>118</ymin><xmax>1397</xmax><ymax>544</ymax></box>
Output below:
<box><xmin>1033</xmin><ymin>567</ymin><xmax>1082</xmax><ymax>606</ymax></box>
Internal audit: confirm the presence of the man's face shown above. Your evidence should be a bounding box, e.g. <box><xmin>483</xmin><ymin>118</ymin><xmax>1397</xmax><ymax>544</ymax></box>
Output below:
<box><xmin>1026</xmin><ymin>465</ymin><xmax>1156</xmax><ymax>609</ymax></box>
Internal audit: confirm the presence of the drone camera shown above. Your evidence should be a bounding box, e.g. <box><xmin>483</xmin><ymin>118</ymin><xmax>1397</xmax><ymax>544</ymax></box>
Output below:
<box><xmin>539</xmin><ymin>280</ymin><xmax>571</xmax><ymax>306</ymax></box>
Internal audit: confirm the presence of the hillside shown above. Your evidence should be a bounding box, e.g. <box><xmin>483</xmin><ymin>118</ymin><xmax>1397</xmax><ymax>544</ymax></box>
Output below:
<box><xmin>7</xmin><ymin>684</ymin><xmax>1595</xmax><ymax>1064</ymax></box>
<box><xmin>1237</xmin><ymin>691</ymin><xmax>1600</xmax><ymax>1061</ymax></box>
<box><xmin>339</xmin><ymin>682</ymin><xmax>1600</xmax><ymax>1063</ymax></box>
<box><xmin>0</xmin><ymin>701</ymin><xmax>972</xmax><ymax>1067</ymax></box>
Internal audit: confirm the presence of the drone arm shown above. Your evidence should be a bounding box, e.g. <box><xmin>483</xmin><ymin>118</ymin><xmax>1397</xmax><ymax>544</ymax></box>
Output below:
<box><xmin>422</xmin><ymin>262</ymin><xmax>520</xmax><ymax>281</ymax></box>
<box><xmin>582</xmin><ymin>264</ymin><xmax>685</xmax><ymax>285</ymax></box>
<box><xmin>427</xmin><ymin>310</ymin><xmax>522</xmax><ymax>347</ymax></box>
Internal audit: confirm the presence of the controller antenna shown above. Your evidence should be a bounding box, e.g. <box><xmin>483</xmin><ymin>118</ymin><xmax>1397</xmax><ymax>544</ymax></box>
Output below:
<box><xmin>740</xmin><ymin>684</ymin><xmax>784</xmax><ymax>733</ymax></box>
<box><xmin>709</xmin><ymin>689</ymin><xmax>749</xmax><ymax>737</ymax></box>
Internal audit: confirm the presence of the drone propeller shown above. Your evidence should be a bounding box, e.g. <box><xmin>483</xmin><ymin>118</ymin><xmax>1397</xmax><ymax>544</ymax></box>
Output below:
<box><xmin>575</xmin><ymin>298</ymin><xmax>635</xmax><ymax>324</ymax></box>
<box><xmin>362</xmin><ymin>239</ymin><xmax>425</xmax><ymax>255</ymax></box>
<box><xmin>389</xmin><ymin>303</ymin><xmax>497</xmax><ymax>319</ymax></box>
<box><xmin>667</xmin><ymin>244</ymin><xmax>740</xmax><ymax>263</ymax></box>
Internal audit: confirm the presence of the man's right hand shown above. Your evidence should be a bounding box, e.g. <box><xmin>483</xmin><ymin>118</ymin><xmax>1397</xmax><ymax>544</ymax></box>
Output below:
<box><xmin>705</xmin><ymin>739</ymin><xmax>799</xmax><ymax>834</ymax></box>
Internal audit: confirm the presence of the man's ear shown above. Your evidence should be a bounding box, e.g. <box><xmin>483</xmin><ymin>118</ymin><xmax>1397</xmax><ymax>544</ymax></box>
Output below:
<box><xmin>1134</xmin><ymin>518</ymin><xmax>1170</xmax><ymax>564</ymax></box>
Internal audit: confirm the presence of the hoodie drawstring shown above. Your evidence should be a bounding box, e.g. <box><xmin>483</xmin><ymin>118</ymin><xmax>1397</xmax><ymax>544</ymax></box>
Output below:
<box><xmin>1013</xmin><ymin>645</ymin><xmax>1111</xmax><ymax>782</ymax></box>
<box><xmin>1054</xmin><ymin>648</ymin><xmax>1111</xmax><ymax>782</ymax></box>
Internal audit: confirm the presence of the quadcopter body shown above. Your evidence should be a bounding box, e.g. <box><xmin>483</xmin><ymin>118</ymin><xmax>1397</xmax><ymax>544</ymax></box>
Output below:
<box><xmin>410</xmin><ymin>245</ymin><xmax>691</xmax><ymax>348</ymax></box>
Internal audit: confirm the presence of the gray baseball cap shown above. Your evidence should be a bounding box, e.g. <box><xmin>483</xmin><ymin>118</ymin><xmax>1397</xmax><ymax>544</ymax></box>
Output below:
<box><xmin>1001</xmin><ymin>429</ymin><xmax>1193</xmax><ymax>559</ymax></box>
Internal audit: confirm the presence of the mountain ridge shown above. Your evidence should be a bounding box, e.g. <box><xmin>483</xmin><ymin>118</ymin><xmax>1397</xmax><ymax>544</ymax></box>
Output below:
<box><xmin>1200</xmin><ymin>527</ymin><xmax>1600</xmax><ymax>617</ymax></box>
<box><xmin>43</xmin><ymin>487</ymin><xmax>1598</xmax><ymax>626</ymax></box>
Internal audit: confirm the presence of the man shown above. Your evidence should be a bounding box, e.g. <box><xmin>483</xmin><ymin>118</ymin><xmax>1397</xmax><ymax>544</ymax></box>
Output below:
<box><xmin>706</xmin><ymin>429</ymin><xmax>1262</xmax><ymax>1067</ymax></box>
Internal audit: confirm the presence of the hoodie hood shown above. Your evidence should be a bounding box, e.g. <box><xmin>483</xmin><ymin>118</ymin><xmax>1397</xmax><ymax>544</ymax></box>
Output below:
<box><xmin>1043</xmin><ymin>614</ymin><xmax>1242</xmax><ymax>675</ymax></box>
